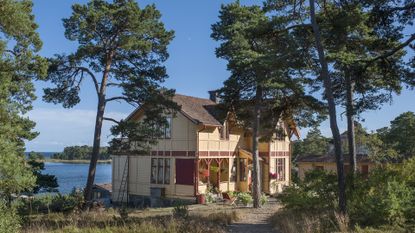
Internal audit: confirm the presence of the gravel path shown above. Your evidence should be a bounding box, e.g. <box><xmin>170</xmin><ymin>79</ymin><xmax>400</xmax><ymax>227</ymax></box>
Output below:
<box><xmin>228</xmin><ymin>199</ymin><xmax>279</xmax><ymax>233</ymax></box>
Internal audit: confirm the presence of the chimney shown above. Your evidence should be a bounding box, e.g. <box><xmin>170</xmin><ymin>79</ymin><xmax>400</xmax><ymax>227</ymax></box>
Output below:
<box><xmin>208</xmin><ymin>90</ymin><xmax>220</xmax><ymax>103</ymax></box>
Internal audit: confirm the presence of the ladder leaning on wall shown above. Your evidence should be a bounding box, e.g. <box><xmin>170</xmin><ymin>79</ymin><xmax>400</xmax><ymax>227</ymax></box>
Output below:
<box><xmin>116</xmin><ymin>155</ymin><xmax>129</xmax><ymax>205</ymax></box>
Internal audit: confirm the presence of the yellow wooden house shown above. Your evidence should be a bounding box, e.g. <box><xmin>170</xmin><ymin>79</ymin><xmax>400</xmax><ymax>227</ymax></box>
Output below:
<box><xmin>296</xmin><ymin>131</ymin><xmax>375</xmax><ymax>180</ymax></box>
<box><xmin>112</xmin><ymin>93</ymin><xmax>297</xmax><ymax>206</ymax></box>
<box><xmin>296</xmin><ymin>154</ymin><xmax>375</xmax><ymax>180</ymax></box>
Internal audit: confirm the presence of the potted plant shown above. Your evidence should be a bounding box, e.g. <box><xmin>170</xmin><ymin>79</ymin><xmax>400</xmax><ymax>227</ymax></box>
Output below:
<box><xmin>199</xmin><ymin>169</ymin><xmax>209</xmax><ymax>177</ymax></box>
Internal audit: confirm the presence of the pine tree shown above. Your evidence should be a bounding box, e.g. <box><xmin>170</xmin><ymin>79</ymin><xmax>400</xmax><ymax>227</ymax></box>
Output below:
<box><xmin>42</xmin><ymin>0</ymin><xmax>177</xmax><ymax>202</ymax></box>
<box><xmin>212</xmin><ymin>2</ymin><xmax>325</xmax><ymax>208</ymax></box>
<box><xmin>0</xmin><ymin>0</ymin><xmax>47</xmax><ymax>201</ymax></box>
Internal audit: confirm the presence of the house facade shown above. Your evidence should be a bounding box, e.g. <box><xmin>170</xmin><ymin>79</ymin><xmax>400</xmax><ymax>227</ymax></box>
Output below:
<box><xmin>296</xmin><ymin>132</ymin><xmax>374</xmax><ymax>179</ymax></box>
<box><xmin>296</xmin><ymin>154</ymin><xmax>375</xmax><ymax>180</ymax></box>
<box><xmin>112</xmin><ymin>93</ymin><xmax>297</xmax><ymax>205</ymax></box>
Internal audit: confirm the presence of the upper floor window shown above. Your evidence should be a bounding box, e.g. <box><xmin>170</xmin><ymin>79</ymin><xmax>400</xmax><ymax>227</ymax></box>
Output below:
<box><xmin>164</xmin><ymin>117</ymin><xmax>172</xmax><ymax>139</ymax></box>
<box><xmin>151</xmin><ymin>117</ymin><xmax>172</xmax><ymax>139</ymax></box>
<box><xmin>276</xmin><ymin>158</ymin><xmax>286</xmax><ymax>181</ymax></box>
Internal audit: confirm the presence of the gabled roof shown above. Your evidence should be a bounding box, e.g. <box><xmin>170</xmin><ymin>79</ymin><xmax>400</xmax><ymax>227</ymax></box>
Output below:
<box><xmin>172</xmin><ymin>94</ymin><xmax>222</xmax><ymax>126</ymax></box>
<box><xmin>125</xmin><ymin>94</ymin><xmax>223</xmax><ymax>127</ymax></box>
<box><xmin>92</xmin><ymin>183</ymin><xmax>112</xmax><ymax>192</ymax></box>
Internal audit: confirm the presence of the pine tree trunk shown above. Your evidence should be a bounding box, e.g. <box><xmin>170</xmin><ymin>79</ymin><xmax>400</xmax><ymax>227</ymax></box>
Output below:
<box><xmin>84</xmin><ymin>53</ymin><xmax>112</xmax><ymax>202</ymax></box>
<box><xmin>309</xmin><ymin>0</ymin><xmax>347</xmax><ymax>214</ymax></box>
<box><xmin>84</xmin><ymin>94</ymin><xmax>106</xmax><ymax>202</ymax></box>
<box><xmin>252</xmin><ymin>85</ymin><xmax>262</xmax><ymax>208</ymax></box>
<box><xmin>345</xmin><ymin>74</ymin><xmax>357</xmax><ymax>175</ymax></box>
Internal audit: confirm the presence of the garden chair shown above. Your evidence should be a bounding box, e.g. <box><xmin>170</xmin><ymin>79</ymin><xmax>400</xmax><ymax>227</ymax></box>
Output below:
<box><xmin>222</xmin><ymin>192</ymin><xmax>236</xmax><ymax>206</ymax></box>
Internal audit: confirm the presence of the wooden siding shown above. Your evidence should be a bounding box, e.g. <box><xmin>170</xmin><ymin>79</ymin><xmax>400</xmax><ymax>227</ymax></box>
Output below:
<box><xmin>113</xmin><ymin>109</ymin><xmax>294</xmax><ymax>199</ymax></box>
<box><xmin>297</xmin><ymin>162</ymin><xmax>375</xmax><ymax>180</ymax></box>
<box><xmin>198</xmin><ymin>126</ymin><xmax>242</xmax><ymax>156</ymax></box>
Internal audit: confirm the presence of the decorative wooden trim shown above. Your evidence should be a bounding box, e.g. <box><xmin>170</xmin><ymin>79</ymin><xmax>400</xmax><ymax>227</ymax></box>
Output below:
<box><xmin>259</xmin><ymin>152</ymin><xmax>268</xmax><ymax>157</ymax></box>
<box><xmin>198</xmin><ymin>151</ymin><xmax>208</xmax><ymax>157</ymax></box>
<box><xmin>171</xmin><ymin>151</ymin><xmax>187</xmax><ymax>157</ymax></box>
<box><xmin>270</xmin><ymin>151</ymin><xmax>290</xmax><ymax>157</ymax></box>
<box><xmin>113</xmin><ymin>150</ymin><xmax>290</xmax><ymax>158</ymax></box>
<box><xmin>188</xmin><ymin>151</ymin><xmax>196</xmax><ymax>157</ymax></box>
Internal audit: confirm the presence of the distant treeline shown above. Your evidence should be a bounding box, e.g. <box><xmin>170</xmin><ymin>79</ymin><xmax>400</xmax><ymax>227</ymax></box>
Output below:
<box><xmin>52</xmin><ymin>145</ymin><xmax>111</xmax><ymax>160</ymax></box>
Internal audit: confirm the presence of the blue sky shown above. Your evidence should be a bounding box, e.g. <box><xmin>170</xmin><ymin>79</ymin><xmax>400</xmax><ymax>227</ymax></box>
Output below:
<box><xmin>26</xmin><ymin>0</ymin><xmax>415</xmax><ymax>152</ymax></box>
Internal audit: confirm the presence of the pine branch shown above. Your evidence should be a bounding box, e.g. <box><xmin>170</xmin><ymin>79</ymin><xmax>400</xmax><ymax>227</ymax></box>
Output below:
<box><xmin>105</xmin><ymin>96</ymin><xmax>130</xmax><ymax>103</ymax></box>
<box><xmin>103</xmin><ymin>117</ymin><xmax>120</xmax><ymax>124</ymax></box>
<box><xmin>77</xmin><ymin>67</ymin><xmax>99</xmax><ymax>95</ymax></box>
<box><xmin>365</xmin><ymin>33</ymin><xmax>415</xmax><ymax>65</ymax></box>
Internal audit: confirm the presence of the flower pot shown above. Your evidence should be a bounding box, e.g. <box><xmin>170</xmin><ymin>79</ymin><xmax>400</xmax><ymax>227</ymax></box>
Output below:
<box><xmin>200</xmin><ymin>170</ymin><xmax>209</xmax><ymax>177</ymax></box>
<box><xmin>197</xmin><ymin>194</ymin><xmax>206</xmax><ymax>204</ymax></box>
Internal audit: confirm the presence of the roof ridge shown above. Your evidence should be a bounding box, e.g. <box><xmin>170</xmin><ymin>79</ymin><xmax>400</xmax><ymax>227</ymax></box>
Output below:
<box><xmin>174</xmin><ymin>93</ymin><xmax>216</xmax><ymax>104</ymax></box>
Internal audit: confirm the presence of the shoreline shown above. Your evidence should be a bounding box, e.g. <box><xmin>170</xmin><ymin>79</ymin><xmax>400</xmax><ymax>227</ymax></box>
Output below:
<box><xmin>45</xmin><ymin>159</ymin><xmax>112</xmax><ymax>164</ymax></box>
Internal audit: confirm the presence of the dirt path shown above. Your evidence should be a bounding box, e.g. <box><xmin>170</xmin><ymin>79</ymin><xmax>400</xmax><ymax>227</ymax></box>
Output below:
<box><xmin>228</xmin><ymin>199</ymin><xmax>279</xmax><ymax>233</ymax></box>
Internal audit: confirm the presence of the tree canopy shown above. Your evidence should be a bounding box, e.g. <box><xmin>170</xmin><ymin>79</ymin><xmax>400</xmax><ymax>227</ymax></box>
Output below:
<box><xmin>0</xmin><ymin>0</ymin><xmax>47</xmax><ymax>200</ymax></box>
<box><xmin>26</xmin><ymin>152</ymin><xmax>59</xmax><ymax>193</ymax></box>
<box><xmin>293</xmin><ymin>127</ymin><xmax>330</xmax><ymax>160</ymax></box>
<box><xmin>42</xmin><ymin>0</ymin><xmax>177</xmax><ymax>201</ymax></box>
<box><xmin>52</xmin><ymin>145</ymin><xmax>111</xmax><ymax>160</ymax></box>
<box><xmin>383</xmin><ymin>112</ymin><xmax>415</xmax><ymax>158</ymax></box>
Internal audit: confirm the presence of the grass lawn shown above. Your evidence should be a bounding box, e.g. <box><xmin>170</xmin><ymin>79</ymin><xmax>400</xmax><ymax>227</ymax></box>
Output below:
<box><xmin>22</xmin><ymin>203</ymin><xmax>248</xmax><ymax>233</ymax></box>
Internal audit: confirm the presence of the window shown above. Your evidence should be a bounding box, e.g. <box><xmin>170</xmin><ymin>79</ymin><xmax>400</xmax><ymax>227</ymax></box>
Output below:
<box><xmin>314</xmin><ymin>166</ymin><xmax>324</xmax><ymax>171</ymax></box>
<box><xmin>151</xmin><ymin>158</ymin><xmax>157</xmax><ymax>183</ymax></box>
<box><xmin>230</xmin><ymin>159</ymin><xmax>237</xmax><ymax>182</ymax></box>
<box><xmin>164</xmin><ymin>117</ymin><xmax>172</xmax><ymax>139</ymax></box>
<box><xmin>276</xmin><ymin>158</ymin><xmax>286</xmax><ymax>181</ymax></box>
<box><xmin>239</xmin><ymin>158</ymin><xmax>247</xmax><ymax>181</ymax></box>
<box><xmin>151</xmin><ymin>158</ymin><xmax>170</xmax><ymax>184</ymax></box>
<box><xmin>158</xmin><ymin>158</ymin><xmax>164</xmax><ymax>184</ymax></box>
<box><xmin>164</xmin><ymin>159</ymin><xmax>170</xmax><ymax>184</ymax></box>
<box><xmin>151</xmin><ymin>117</ymin><xmax>172</xmax><ymax>139</ymax></box>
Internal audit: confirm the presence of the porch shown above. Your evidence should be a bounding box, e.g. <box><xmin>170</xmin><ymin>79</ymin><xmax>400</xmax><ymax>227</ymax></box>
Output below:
<box><xmin>196</xmin><ymin>149</ymin><xmax>270</xmax><ymax>195</ymax></box>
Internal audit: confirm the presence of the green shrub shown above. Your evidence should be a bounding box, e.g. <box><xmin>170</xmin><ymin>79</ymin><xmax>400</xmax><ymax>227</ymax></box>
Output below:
<box><xmin>13</xmin><ymin>191</ymin><xmax>84</xmax><ymax>216</ymax></box>
<box><xmin>278</xmin><ymin>169</ymin><xmax>337</xmax><ymax>211</ymax></box>
<box><xmin>0</xmin><ymin>200</ymin><xmax>21</xmax><ymax>233</ymax></box>
<box><xmin>280</xmin><ymin>160</ymin><xmax>415</xmax><ymax>231</ymax></box>
<box><xmin>173</xmin><ymin>202</ymin><xmax>189</xmax><ymax>219</ymax></box>
<box><xmin>236</xmin><ymin>192</ymin><xmax>252</xmax><ymax>206</ymax></box>
<box><xmin>205</xmin><ymin>191</ymin><xmax>215</xmax><ymax>204</ymax></box>
<box><xmin>118</xmin><ymin>206</ymin><xmax>129</xmax><ymax>220</ymax></box>
<box><xmin>260</xmin><ymin>193</ymin><xmax>268</xmax><ymax>206</ymax></box>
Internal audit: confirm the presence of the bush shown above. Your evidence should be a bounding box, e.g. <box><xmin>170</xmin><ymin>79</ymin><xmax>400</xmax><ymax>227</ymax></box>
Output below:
<box><xmin>172</xmin><ymin>202</ymin><xmax>189</xmax><ymax>219</ymax></box>
<box><xmin>205</xmin><ymin>191</ymin><xmax>215</xmax><ymax>204</ymax></box>
<box><xmin>0</xmin><ymin>200</ymin><xmax>21</xmax><ymax>233</ymax></box>
<box><xmin>349</xmin><ymin>167</ymin><xmax>415</xmax><ymax>228</ymax></box>
<box><xmin>260</xmin><ymin>193</ymin><xmax>268</xmax><ymax>206</ymax></box>
<box><xmin>236</xmin><ymin>192</ymin><xmax>252</xmax><ymax>206</ymax></box>
<box><xmin>118</xmin><ymin>206</ymin><xmax>129</xmax><ymax>220</ymax></box>
<box><xmin>13</xmin><ymin>191</ymin><xmax>84</xmax><ymax>216</ymax></box>
<box><xmin>278</xmin><ymin>160</ymin><xmax>415</xmax><ymax>231</ymax></box>
<box><xmin>278</xmin><ymin>169</ymin><xmax>337</xmax><ymax>211</ymax></box>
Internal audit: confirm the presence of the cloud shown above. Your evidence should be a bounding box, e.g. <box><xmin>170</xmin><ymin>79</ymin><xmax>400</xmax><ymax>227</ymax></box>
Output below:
<box><xmin>25</xmin><ymin>108</ymin><xmax>128</xmax><ymax>152</ymax></box>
